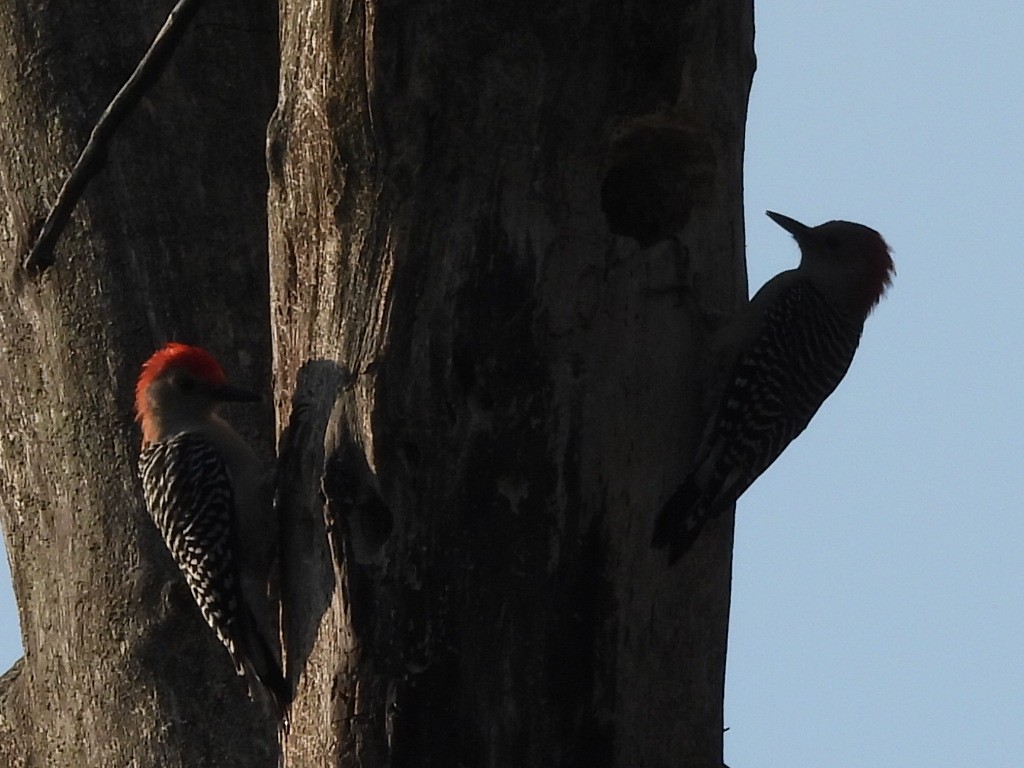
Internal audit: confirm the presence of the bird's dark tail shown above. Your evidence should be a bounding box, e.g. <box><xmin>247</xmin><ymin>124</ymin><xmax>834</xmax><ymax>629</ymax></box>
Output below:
<box><xmin>651</xmin><ymin>475</ymin><xmax>709</xmax><ymax>565</ymax></box>
<box><xmin>250</xmin><ymin>635</ymin><xmax>291</xmax><ymax>724</ymax></box>
<box><xmin>232</xmin><ymin>608</ymin><xmax>292</xmax><ymax>724</ymax></box>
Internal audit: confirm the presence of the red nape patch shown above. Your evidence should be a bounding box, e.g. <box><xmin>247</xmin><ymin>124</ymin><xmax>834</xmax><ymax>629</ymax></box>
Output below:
<box><xmin>134</xmin><ymin>343</ymin><xmax>227</xmax><ymax>421</ymax></box>
<box><xmin>864</xmin><ymin>234</ymin><xmax>896</xmax><ymax>311</ymax></box>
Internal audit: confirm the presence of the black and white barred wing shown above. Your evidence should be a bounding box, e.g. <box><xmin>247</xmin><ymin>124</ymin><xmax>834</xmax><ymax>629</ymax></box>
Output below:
<box><xmin>703</xmin><ymin>280</ymin><xmax>864</xmax><ymax>508</ymax></box>
<box><xmin>653</xmin><ymin>281</ymin><xmax>864</xmax><ymax>562</ymax></box>
<box><xmin>139</xmin><ymin>433</ymin><xmax>244</xmax><ymax>674</ymax></box>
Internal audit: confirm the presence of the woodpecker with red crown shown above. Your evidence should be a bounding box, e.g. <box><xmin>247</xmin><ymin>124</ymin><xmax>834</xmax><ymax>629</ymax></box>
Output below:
<box><xmin>135</xmin><ymin>343</ymin><xmax>289</xmax><ymax>715</ymax></box>
<box><xmin>652</xmin><ymin>212</ymin><xmax>894</xmax><ymax>564</ymax></box>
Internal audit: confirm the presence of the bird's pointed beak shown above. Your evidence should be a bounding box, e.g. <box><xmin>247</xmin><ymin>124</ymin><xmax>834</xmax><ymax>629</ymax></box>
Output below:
<box><xmin>211</xmin><ymin>383</ymin><xmax>261</xmax><ymax>403</ymax></box>
<box><xmin>766</xmin><ymin>211</ymin><xmax>812</xmax><ymax>239</ymax></box>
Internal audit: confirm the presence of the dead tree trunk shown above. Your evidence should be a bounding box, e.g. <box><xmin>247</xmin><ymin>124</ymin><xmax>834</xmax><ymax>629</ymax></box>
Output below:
<box><xmin>0</xmin><ymin>1</ymin><xmax>279</xmax><ymax>765</ymax></box>
<box><xmin>270</xmin><ymin>1</ymin><xmax>754</xmax><ymax>766</ymax></box>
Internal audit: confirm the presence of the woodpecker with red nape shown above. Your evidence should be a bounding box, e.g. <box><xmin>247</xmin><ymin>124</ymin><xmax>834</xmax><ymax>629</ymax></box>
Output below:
<box><xmin>652</xmin><ymin>212</ymin><xmax>894</xmax><ymax>564</ymax></box>
<box><xmin>135</xmin><ymin>343</ymin><xmax>289</xmax><ymax>715</ymax></box>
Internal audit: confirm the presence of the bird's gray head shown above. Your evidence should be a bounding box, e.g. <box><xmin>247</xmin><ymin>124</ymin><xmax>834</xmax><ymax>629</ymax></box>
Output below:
<box><xmin>767</xmin><ymin>211</ymin><xmax>894</xmax><ymax>315</ymax></box>
<box><xmin>135</xmin><ymin>343</ymin><xmax>258</xmax><ymax>445</ymax></box>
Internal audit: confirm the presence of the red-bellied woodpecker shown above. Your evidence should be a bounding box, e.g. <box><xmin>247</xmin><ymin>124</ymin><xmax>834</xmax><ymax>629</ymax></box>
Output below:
<box><xmin>651</xmin><ymin>211</ymin><xmax>894</xmax><ymax>564</ymax></box>
<box><xmin>135</xmin><ymin>343</ymin><xmax>289</xmax><ymax>714</ymax></box>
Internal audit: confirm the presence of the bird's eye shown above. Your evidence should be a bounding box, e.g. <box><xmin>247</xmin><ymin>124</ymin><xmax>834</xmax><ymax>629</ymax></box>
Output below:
<box><xmin>176</xmin><ymin>375</ymin><xmax>196</xmax><ymax>392</ymax></box>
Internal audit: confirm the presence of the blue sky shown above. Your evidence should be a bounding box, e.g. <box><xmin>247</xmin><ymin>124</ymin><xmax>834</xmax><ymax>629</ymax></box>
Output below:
<box><xmin>731</xmin><ymin>1</ymin><xmax>1024</xmax><ymax>765</ymax></box>
<box><xmin>1</xmin><ymin>3</ymin><xmax>1022</xmax><ymax>764</ymax></box>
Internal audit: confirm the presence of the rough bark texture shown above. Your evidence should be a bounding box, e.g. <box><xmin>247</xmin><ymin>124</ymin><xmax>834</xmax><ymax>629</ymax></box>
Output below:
<box><xmin>270</xmin><ymin>1</ymin><xmax>754</xmax><ymax>766</ymax></box>
<box><xmin>0</xmin><ymin>1</ymin><xmax>278</xmax><ymax>765</ymax></box>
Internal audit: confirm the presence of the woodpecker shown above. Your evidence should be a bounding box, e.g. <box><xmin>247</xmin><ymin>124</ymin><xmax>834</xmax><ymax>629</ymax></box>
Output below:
<box><xmin>135</xmin><ymin>343</ymin><xmax>289</xmax><ymax>714</ymax></box>
<box><xmin>652</xmin><ymin>211</ymin><xmax>894</xmax><ymax>564</ymax></box>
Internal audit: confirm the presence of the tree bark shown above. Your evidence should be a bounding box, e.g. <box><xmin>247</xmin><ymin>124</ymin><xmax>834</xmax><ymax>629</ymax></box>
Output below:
<box><xmin>270</xmin><ymin>1</ymin><xmax>754</xmax><ymax>766</ymax></box>
<box><xmin>0</xmin><ymin>0</ymin><xmax>753</xmax><ymax>764</ymax></box>
<box><xmin>0</xmin><ymin>1</ymin><xmax>279</xmax><ymax>765</ymax></box>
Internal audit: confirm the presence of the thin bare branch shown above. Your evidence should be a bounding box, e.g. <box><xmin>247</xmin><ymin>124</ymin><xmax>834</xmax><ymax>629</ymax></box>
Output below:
<box><xmin>22</xmin><ymin>0</ymin><xmax>206</xmax><ymax>275</ymax></box>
